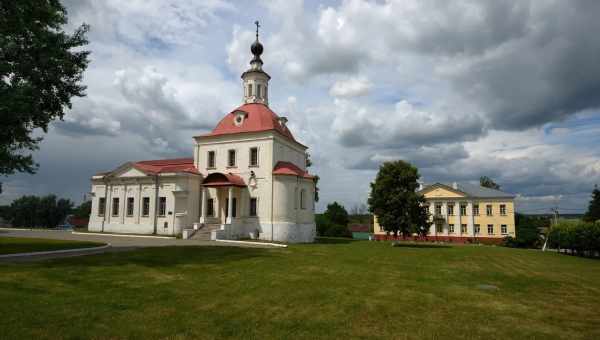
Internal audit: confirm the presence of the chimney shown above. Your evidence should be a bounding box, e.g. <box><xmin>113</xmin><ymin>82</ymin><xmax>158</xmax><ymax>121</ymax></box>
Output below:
<box><xmin>452</xmin><ymin>182</ymin><xmax>458</xmax><ymax>190</ymax></box>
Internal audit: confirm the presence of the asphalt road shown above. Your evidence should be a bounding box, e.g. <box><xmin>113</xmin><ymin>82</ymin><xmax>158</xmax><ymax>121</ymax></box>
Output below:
<box><xmin>0</xmin><ymin>228</ymin><xmax>274</xmax><ymax>262</ymax></box>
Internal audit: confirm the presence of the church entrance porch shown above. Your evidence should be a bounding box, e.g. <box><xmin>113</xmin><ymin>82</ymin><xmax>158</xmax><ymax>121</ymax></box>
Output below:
<box><xmin>197</xmin><ymin>173</ymin><xmax>247</xmax><ymax>239</ymax></box>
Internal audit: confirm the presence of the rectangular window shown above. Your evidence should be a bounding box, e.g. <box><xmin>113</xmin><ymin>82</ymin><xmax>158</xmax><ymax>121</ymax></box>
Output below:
<box><xmin>461</xmin><ymin>224</ymin><xmax>467</xmax><ymax>233</ymax></box>
<box><xmin>112</xmin><ymin>198</ymin><xmax>119</xmax><ymax>216</ymax></box>
<box><xmin>207</xmin><ymin>151</ymin><xmax>216</xmax><ymax>168</ymax></box>
<box><xmin>207</xmin><ymin>198</ymin><xmax>214</xmax><ymax>216</ymax></box>
<box><xmin>435</xmin><ymin>204</ymin><xmax>442</xmax><ymax>215</ymax></box>
<box><xmin>487</xmin><ymin>224</ymin><xmax>494</xmax><ymax>235</ymax></box>
<box><xmin>447</xmin><ymin>204</ymin><xmax>454</xmax><ymax>216</ymax></box>
<box><xmin>158</xmin><ymin>197</ymin><xmax>166</xmax><ymax>216</ymax></box>
<box><xmin>98</xmin><ymin>197</ymin><xmax>106</xmax><ymax>216</ymax></box>
<box><xmin>460</xmin><ymin>204</ymin><xmax>467</xmax><ymax>216</ymax></box>
<box><xmin>473</xmin><ymin>204</ymin><xmax>479</xmax><ymax>216</ymax></box>
<box><xmin>249</xmin><ymin>147</ymin><xmax>259</xmax><ymax>166</ymax></box>
<box><xmin>474</xmin><ymin>224</ymin><xmax>480</xmax><ymax>235</ymax></box>
<box><xmin>248</xmin><ymin>84</ymin><xmax>252</xmax><ymax>97</ymax></box>
<box><xmin>228</xmin><ymin>149</ymin><xmax>236</xmax><ymax>167</ymax></box>
<box><xmin>142</xmin><ymin>197</ymin><xmax>150</xmax><ymax>217</ymax></box>
<box><xmin>300</xmin><ymin>189</ymin><xmax>306</xmax><ymax>209</ymax></box>
<box><xmin>126</xmin><ymin>197</ymin><xmax>134</xmax><ymax>216</ymax></box>
<box><xmin>501</xmin><ymin>224</ymin><xmax>508</xmax><ymax>234</ymax></box>
<box><xmin>257</xmin><ymin>84</ymin><xmax>262</xmax><ymax>98</ymax></box>
<box><xmin>500</xmin><ymin>204</ymin><xmax>507</xmax><ymax>216</ymax></box>
<box><xmin>250</xmin><ymin>198</ymin><xmax>257</xmax><ymax>217</ymax></box>
<box><xmin>486</xmin><ymin>204</ymin><xmax>493</xmax><ymax>216</ymax></box>
<box><xmin>449</xmin><ymin>224</ymin><xmax>455</xmax><ymax>233</ymax></box>
<box><xmin>436</xmin><ymin>225</ymin><xmax>443</xmax><ymax>233</ymax></box>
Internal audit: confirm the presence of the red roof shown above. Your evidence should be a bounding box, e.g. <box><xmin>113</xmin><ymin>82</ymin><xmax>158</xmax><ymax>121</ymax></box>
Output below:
<box><xmin>123</xmin><ymin>158</ymin><xmax>199</xmax><ymax>176</ymax></box>
<box><xmin>202</xmin><ymin>172</ymin><xmax>246</xmax><ymax>187</ymax></box>
<box><xmin>199</xmin><ymin>103</ymin><xmax>303</xmax><ymax>146</ymax></box>
<box><xmin>273</xmin><ymin>161</ymin><xmax>314</xmax><ymax>179</ymax></box>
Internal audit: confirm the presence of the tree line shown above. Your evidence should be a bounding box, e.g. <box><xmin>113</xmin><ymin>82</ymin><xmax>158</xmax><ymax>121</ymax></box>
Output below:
<box><xmin>0</xmin><ymin>195</ymin><xmax>90</xmax><ymax>228</ymax></box>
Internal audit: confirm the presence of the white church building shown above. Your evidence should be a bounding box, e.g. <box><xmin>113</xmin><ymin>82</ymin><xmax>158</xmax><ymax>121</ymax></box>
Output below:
<box><xmin>88</xmin><ymin>26</ymin><xmax>317</xmax><ymax>243</ymax></box>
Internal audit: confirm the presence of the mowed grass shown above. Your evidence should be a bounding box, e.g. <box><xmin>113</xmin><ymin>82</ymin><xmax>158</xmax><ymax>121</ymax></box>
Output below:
<box><xmin>0</xmin><ymin>239</ymin><xmax>599</xmax><ymax>339</ymax></box>
<box><xmin>0</xmin><ymin>236</ymin><xmax>104</xmax><ymax>255</ymax></box>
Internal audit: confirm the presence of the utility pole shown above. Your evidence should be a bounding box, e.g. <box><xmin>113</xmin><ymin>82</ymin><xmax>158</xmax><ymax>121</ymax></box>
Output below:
<box><xmin>542</xmin><ymin>207</ymin><xmax>560</xmax><ymax>251</ymax></box>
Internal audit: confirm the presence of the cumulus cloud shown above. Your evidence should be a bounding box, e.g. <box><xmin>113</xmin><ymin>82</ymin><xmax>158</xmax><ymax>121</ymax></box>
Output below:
<box><xmin>333</xmin><ymin>99</ymin><xmax>485</xmax><ymax>148</ymax></box>
<box><xmin>329</xmin><ymin>77</ymin><xmax>372</xmax><ymax>98</ymax></box>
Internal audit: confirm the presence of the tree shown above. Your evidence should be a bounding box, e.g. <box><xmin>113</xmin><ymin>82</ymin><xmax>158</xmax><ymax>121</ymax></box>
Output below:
<box><xmin>73</xmin><ymin>200</ymin><xmax>92</xmax><ymax>218</ymax></box>
<box><xmin>368</xmin><ymin>160</ymin><xmax>429</xmax><ymax>237</ymax></box>
<box><xmin>0</xmin><ymin>1</ymin><xmax>90</xmax><ymax>180</ymax></box>
<box><xmin>480</xmin><ymin>176</ymin><xmax>500</xmax><ymax>190</ymax></box>
<box><xmin>324</xmin><ymin>202</ymin><xmax>349</xmax><ymax>226</ymax></box>
<box><xmin>583</xmin><ymin>185</ymin><xmax>600</xmax><ymax>222</ymax></box>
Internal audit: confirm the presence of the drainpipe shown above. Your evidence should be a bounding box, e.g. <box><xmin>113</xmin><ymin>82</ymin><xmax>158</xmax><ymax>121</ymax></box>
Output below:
<box><xmin>271</xmin><ymin>173</ymin><xmax>274</xmax><ymax>241</ymax></box>
<box><xmin>153</xmin><ymin>174</ymin><xmax>159</xmax><ymax>234</ymax></box>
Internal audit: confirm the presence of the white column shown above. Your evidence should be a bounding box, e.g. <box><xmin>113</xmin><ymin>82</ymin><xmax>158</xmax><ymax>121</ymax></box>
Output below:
<box><xmin>467</xmin><ymin>201</ymin><xmax>475</xmax><ymax>236</ymax></box>
<box><xmin>455</xmin><ymin>202</ymin><xmax>461</xmax><ymax>237</ymax></box>
<box><xmin>121</xmin><ymin>184</ymin><xmax>127</xmax><ymax>224</ymax></box>
<box><xmin>442</xmin><ymin>201</ymin><xmax>448</xmax><ymax>236</ymax></box>
<box><xmin>199</xmin><ymin>187</ymin><xmax>207</xmax><ymax>224</ymax></box>
<box><xmin>136</xmin><ymin>183</ymin><xmax>142</xmax><ymax>224</ymax></box>
<box><xmin>430</xmin><ymin>201</ymin><xmax>436</xmax><ymax>236</ymax></box>
<box><xmin>226</xmin><ymin>186</ymin><xmax>233</xmax><ymax>225</ymax></box>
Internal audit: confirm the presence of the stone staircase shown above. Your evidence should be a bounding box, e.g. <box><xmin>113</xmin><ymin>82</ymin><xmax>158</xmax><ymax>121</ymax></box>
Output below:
<box><xmin>191</xmin><ymin>223</ymin><xmax>222</xmax><ymax>241</ymax></box>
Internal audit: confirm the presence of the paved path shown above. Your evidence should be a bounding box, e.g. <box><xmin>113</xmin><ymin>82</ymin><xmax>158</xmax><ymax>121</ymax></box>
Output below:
<box><xmin>0</xmin><ymin>228</ymin><xmax>274</xmax><ymax>262</ymax></box>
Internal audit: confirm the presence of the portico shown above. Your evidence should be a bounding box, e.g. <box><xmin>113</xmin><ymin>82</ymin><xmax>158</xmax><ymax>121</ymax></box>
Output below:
<box><xmin>199</xmin><ymin>173</ymin><xmax>246</xmax><ymax>226</ymax></box>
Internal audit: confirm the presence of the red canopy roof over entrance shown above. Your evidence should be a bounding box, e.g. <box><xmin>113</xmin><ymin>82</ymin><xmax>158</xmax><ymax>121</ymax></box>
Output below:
<box><xmin>202</xmin><ymin>172</ymin><xmax>246</xmax><ymax>187</ymax></box>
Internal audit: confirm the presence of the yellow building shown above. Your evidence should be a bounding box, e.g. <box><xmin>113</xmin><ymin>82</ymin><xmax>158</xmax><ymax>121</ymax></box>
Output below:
<box><xmin>373</xmin><ymin>182</ymin><xmax>516</xmax><ymax>243</ymax></box>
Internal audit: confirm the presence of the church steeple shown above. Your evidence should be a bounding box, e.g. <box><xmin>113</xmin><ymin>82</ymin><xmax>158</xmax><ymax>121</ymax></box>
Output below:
<box><xmin>242</xmin><ymin>20</ymin><xmax>270</xmax><ymax>106</ymax></box>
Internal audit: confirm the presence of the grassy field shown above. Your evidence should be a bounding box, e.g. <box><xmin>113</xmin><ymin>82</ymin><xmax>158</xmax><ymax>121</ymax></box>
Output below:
<box><xmin>0</xmin><ymin>239</ymin><xmax>599</xmax><ymax>339</ymax></box>
<box><xmin>0</xmin><ymin>237</ymin><xmax>104</xmax><ymax>255</ymax></box>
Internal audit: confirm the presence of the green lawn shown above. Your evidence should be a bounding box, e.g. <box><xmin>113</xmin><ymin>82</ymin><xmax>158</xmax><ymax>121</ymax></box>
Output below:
<box><xmin>0</xmin><ymin>237</ymin><xmax>104</xmax><ymax>255</ymax></box>
<box><xmin>0</xmin><ymin>239</ymin><xmax>599</xmax><ymax>339</ymax></box>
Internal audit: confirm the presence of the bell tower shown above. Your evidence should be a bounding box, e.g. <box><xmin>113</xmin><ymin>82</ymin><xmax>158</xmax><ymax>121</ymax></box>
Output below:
<box><xmin>242</xmin><ymin>21</ymin><xmax>270</xmax><ymax>106</ymax></box>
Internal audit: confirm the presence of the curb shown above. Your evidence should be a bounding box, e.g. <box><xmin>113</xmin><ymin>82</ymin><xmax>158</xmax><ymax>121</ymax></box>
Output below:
<box><xmin>214</xmin><ymin>239</ymin><xmax>288</xmax><ymax>248</ymax></box>
<box><xmin>0</xmin><ymin>243</ymin><xmax>111</xmax><ymax>259</ymax></box>
<box><xmin>71</xmin><ymin>231</ymin><xmax>175</xmax><ymax>239</ymax></box>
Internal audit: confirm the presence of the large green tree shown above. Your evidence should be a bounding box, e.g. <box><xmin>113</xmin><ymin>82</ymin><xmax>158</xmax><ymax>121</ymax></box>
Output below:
<box><xmin>0</xmin><ymin>0</ymin><xmax>90</xmax><ymax>179</ymax></box>
<box><xmin>480</xmin><ymin>176</ymin><xmax>500</xmax><ymax>190</ymax></box>
<box><xmin>368</xmin><ymin>160</ymin><xmax>429</xmax><ymax>237</ymax></box>
<box><xmin>583</xmin><ymin>185</ymin><xmax>600</xmax><ymax>222</ymax></box>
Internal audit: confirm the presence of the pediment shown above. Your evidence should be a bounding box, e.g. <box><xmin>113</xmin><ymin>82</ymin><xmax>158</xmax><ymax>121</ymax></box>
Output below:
<box><xmin>108</xmin><ymin>162</ymin><xmax>149</xmax><ymax>178</ymax></box>
<box><xmin>420</xmin><ymin>184</ymin><xmax>466</xmax><ymax>198</ymax></box>
<box><xmin>117</xmin><ymin>167</ymin><xmax>147</xmax><ymax>178</ymax></box>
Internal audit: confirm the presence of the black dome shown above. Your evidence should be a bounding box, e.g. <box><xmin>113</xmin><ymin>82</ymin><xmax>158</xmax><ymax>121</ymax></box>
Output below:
<box><xmin>251</xmin><ymin>40</ymin><xmax>263</xmax><ymax>56</ymax></box>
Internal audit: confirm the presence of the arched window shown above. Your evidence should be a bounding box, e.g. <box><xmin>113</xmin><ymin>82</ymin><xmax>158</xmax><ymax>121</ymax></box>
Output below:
<box><xmin>257</xmin><ymin>84</ymin><xmax>262</xmax><ymax>98</ymax></box>
<box><xmin>247</xmin><ymin>84</ymin><xmax>253</xmax><ymax>97</ymax></box>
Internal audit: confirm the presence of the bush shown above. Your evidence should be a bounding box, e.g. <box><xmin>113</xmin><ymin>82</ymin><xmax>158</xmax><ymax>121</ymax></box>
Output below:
<box><xmin>547</xmin><ymin>220</ymin><xmax>600</xmax><ymax>257</ymax></box>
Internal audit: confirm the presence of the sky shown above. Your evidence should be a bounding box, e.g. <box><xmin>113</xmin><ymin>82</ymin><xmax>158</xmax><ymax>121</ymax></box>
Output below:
<box><xmin>3</xmin><ymin>0</ymin><xmax>600</xmax><ymax>214</ymax></box>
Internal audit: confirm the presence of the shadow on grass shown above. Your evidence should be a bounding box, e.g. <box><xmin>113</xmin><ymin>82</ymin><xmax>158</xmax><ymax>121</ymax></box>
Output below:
<box><xmin>314</xmin><ymin>237</ymin><xmax>356</xmax><ymax>244</ymax></box>
<box><xmin>37</xmin><ymin>245</ymin><xmax>275</xmax><ymax>269</ymax></box>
